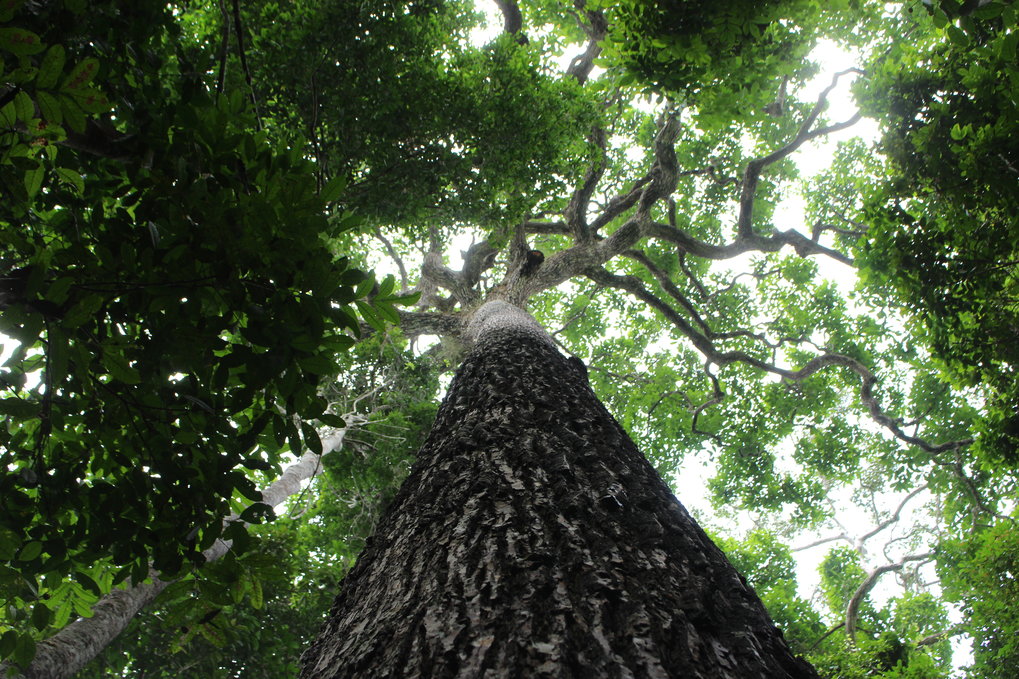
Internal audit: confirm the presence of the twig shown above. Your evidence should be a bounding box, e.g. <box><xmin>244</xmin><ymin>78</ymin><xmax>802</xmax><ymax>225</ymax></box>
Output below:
<box><xmin>231</xmin><ymin>0</ymin><xmax>262</xmax><ymax>130</ymax></box>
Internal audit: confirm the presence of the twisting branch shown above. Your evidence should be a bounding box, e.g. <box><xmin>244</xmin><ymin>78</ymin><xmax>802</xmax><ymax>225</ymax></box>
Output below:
<box><xmin>622</xmin><ymin>249</ymin><xmax>711</xmax><ymax>335</ymax></box>
<box><xmin>586</xmin><ymin>265</ymin><xmax>973</xmax><ymax>455</ymax></box>
<box><xmin>588</xmin><ymin>175</ymin><xmax>652</xmax><ymax>233</ymax></box>
<box><xmin>646</xmin><ymin>217</ymin><xmax>854</xmax><ymax>265</ymax></box>
<box><xmin>636</xmin><ymin>111</ymin><xmax>681</xmax><ymax>216</ymax></box>
<box><xmin>845</xmin><ymin>552</ymin><xmax>934</xmax><ymax>642</ymax></box>
<box><xmin>565</xmin><ymin>126</ymin><xmax>608</xmax><ymax>242</ymax></box>
<box><xmin>858</xmin><ymin>484</ymin><xmax>929</xmax><ymax>547</ymax></box>
<box><xmin>930</xmin><ymin>447</ymin><xmax>1015</xmax><ymax>524</ymax></box>
<box><xmin>565</xmin><ymin>2</ymin><xmax>607</xmax><ymax>84</ymax></box>
<box><xmin>687</xmin><ymin>361</ymin><xmax>724</xmax><ymax>441</ymax></box>
<box><xmin>793</xmin><ymin>485</ymin><xmax>929</xmax><ymax>555</ymax></box>
<box><xmin>736</xmin><ymin>68</ymin><xmax>863</xmax><ymax>239</ymax></box>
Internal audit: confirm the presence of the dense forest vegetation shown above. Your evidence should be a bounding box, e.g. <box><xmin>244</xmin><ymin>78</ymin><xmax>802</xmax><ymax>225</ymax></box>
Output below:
<box><xmin>0</xmin><ymin>0</ymin><xmax>1016</xmax><ymax>676</ymax></box>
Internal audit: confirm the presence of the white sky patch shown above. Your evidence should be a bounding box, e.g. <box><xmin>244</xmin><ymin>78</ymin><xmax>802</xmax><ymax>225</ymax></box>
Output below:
<box><xmin>468</xmin><ymin>4</ymin><xmax>503</xmax><ymax>46</ymax></box>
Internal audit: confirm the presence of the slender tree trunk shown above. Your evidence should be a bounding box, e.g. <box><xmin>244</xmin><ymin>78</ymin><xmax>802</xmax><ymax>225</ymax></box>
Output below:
<box><xmin>301</xmin><ymin>301</ymin><xmax>817</xmax><ymax>678</ymax></box>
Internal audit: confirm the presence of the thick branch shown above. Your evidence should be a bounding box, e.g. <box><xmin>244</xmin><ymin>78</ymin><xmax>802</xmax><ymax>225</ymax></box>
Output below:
<box><xmin>421</xmin><ymin>251</ymin><xmax>481</xmax><ymax>307</ymax></box>
<box><xmin>845</xmin><ymin>552</ymin><xmax>934</xmax><ymax>642</ymax></box>
<box><xmin>460</xmin><ymin>240</ymin><xmax>499</xmax><ymax>288</ymax></box>
<box><xmin>586</xmin><ymin>266</ymin><xmax>972</xmax><ymax>455</ymax></box>
<box><xmin>646</xmin><ymin>220</ymin><xmax>854</xmax><ymax>266</ymax></box>
<box><xmin>564</xmin><ymin>126</ymin><xmax>608</xmax><ymax>242</ymax></box>
<box><xmin>565</xmin><ymin>2</ymin><xmax>607</xmax><ymax>84</ymax></box>
<box><xmin>492</xmin><ymin>0</ymin><xmax>527</xmax><ymax>44</ymax></box>
<box><xmin>396</xmin><ymin>310</ymin><xmax>463</xmax><ymax>338</ymax></box>
<box><xmin>589</xmin><ymin>175</ymin><xmax>651</xmax><ymax>233</ymax></box>
<box><xmin>737</xmin><ymin>69</ymin><xmax>863</xmax><ymax>238</ymax></box>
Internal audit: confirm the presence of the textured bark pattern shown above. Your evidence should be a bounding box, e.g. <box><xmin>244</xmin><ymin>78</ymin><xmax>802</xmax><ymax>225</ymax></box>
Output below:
<box><xmin>301</xmin><ymin>306</ymin><xmax>817</xmax><ymax>678</ymax></box>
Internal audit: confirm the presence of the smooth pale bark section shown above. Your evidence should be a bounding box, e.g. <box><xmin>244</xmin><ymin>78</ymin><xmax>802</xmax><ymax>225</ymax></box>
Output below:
<box><xmin>301</xmin><ymin>301</ymin><xmax>816</xmax><ymax>678</ymax></box>
<box><xmin>2</xmin><ymin>429</ymin><xmax>351</xmax><ymax>679</ymax></box>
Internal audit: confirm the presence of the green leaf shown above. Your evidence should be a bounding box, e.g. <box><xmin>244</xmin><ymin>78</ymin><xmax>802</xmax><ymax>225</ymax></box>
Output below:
<box><xmin>373</xmin><ymin>300</ymin><xmax>400</xmax><ymax>324</ymax></box>
<box><xmin>73</xmin><ymin>570</ymin><xmax>101</xmax><ymax>596</ymax></box>
<box><xmin>356</xmin><ymin>299</ymin><xmax>385</xmax><ymax>332</ymax></box>
<box><xmin>945</xmin><ymin>25</ymin><xmax>970</xmax><ymax>48</ymax></box>
<box><xmin>58</xmin><ymin>94</ymin><xmax>86</xmax><ymax>133</ymax></box>
<box><xmin>60</xmin><ymin>57</ymin><xmax>99</xmax><ymax>90</ymax></box>
<box><xmin>23</xmin><ymin>165</ymin><xmax>43</xmax><ymax>199</ymax></box>
<box><xmin>54</xmin><ymin>166</ymin><xmax>83</xmax><ymax>194</ymax></box>
<box><xmin>13</xmin><ymin>90</ymin><xmax>32</xmax><ymax>122</ymax></box>
<box><xmin>0</xmin><ymin>398</ymin><xmax>39</xmax><ymax>418</ymax></box>
<box><xmin>999</xmin><ymin>31</ymin><xmax>1018</xmax><ymax>62</ymax></box>
<box><xmin>320</xmin><ymin>175</ymin><xmax>347</xmax><ymax>203</ymax></box>
<box><xmin>31</xmin><ymin>602</ymin><xmax>50</xmax><ymax>631</ymax></box>
<box><xmin>301</xmin><ymin>421</ymin><xmax>323</xmax><ymax>454</ymax></box>
<box><xmin>0</xmin><ymin>27</ymin><xmax>44</xmax><ymax>56</ymax></box>
<box><xmin>17</xmin><ymin>540</ymin><xmax>42</xmax><ymax>561</ymax></box>
<box><xmin>249</xmin><ymin>577</ymin><xmax>263</xmax><ymax>610</ymax></box>
<box><xmin>0</xmin><ymin>630</ymin><xmax>16</xmax><ymax>659</ymax></box>
<box><xmin>377</xmin><ymin>274</ymin><xmax>396</xmax><ymax>298</ymax></box>
<box><xmin>102</xmin><ymin>350</ymin><xmax>141</xmax><ymax>384</ymax></box>
<box><xmin>0</xmin><ymin>101</ymin><xmax>15</xmax><ymax>128</ymax></box>
<box><xmin>238</xmin><ymin>502</ymin><xmax>275</xmax><ymax>524</ymax></box>
<box><xmin>36</xmin><ymin>90</ymin><xmax>61</xmax><ymax>125</ymax></box>
<box><xmin>65</xmin><ymin>87</ymin><xmax>109</xmax><ymax>114</ymax></box>
<box><xmin>0</xmin><ymin>0</ymin><xmax>22</xmax><ymax>23</ymax></box>
<box><xmin>317</xmin><ymin>413</ymin><xmax>346</xmax><ymax>427</ymax></box>
<box><xmin>298</xmin><ymin>354</ymin><xmax>336</xmax><ymax>375</ymax></box>
<box><xmin>13</xmin><ymin>633</ymin><xmax>35</xmax><ymax>667</ymax></box>
<box><xmin>36</xmin><ymin>44</ymin><xmax>65</xmax><ymax>89</ymax></box>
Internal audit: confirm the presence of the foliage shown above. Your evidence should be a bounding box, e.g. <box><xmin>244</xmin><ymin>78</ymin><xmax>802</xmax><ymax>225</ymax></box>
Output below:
<box><xmin>1</xmin><ymin>0</ymin><xmax>1017</xmax><ymax>675</ymax></box>
<box><xmin>76</xmin><ymin>338</ymin><xmax>437</xmax><ymax>678</ymax></box>
<box><xmin>855</xmin><ymin>0</ymin><xmax>1019</xmax><ymax>466</ymax></box>
<box><xmin>938</xmin><ymin>520</ymin><xmax>1019</xmax><ymax>679</ymax></box>
<box><xmin>0</xmin><ymin>0</ymin><xmax>405</xmax><ymax>668</ymax></box>
<box><xmin>217</xmin><ymin>0</ymin><xmax>600</xmax><ymax>228</ymax></box>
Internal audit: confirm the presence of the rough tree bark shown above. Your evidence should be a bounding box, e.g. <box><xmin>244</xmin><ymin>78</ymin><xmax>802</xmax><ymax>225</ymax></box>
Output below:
<box><xmin>300</xmin><ymin>301</ymin><xmax>817</xmax><ymax>678</ymax></box>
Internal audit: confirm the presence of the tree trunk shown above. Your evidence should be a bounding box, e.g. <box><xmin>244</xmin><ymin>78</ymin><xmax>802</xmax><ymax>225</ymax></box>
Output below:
<box><xmin>300</xmin><ymin>301</ymin><xmax>817</xmax><ymax>678</ymax></box>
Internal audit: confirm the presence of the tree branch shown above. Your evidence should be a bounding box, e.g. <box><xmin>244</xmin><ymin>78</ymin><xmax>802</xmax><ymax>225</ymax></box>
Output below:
<box><xmin>231</xmin><ymin>0</ymin><xmax>262</xmax><ymax>130</ymax></box>
<box><xmin>395</xmin><ymin>310</ymin><xmax>463</xmax><ymax>338</ymax></box>
<box><xmin>565</xmin><ymin>2</ymin><xmax>607</xmax><ymax>84</ymax></box>
<box><xmin>737</xmin><ymin>69</ymin><xmax>863</xmax><ymax>239</ymax></box>
<box><xmin>858</xmin><ymin>484</ymin><xmax>929</xmax><ymax>547</ymax></box>
<box><xmin>421</xmin><ymin>251</ymin><xmax>481</xmax><ymax>308</ymax></box>
<box><xmin>564</xmin><ymin>126</ymin><xmax>608</xmax><ymax>242</ymax></box>
<box><xmin>845</xmin><ymin>552</ymin><xmax>934</xmax><ymax>642</ymax></box>
<box><xmin>372</xmin><ymin>228</ymin><xmax>409</xmax><ymax>293</ymax></box>
<box><xmin>586</xmin><ymin>266</ymin><xmax>972</xmax><ymax>455</ymax></box>
<box><xmin>492</xmin><ymin>0</ymin><xmax>527</xmax><ymax>44</ymax></box>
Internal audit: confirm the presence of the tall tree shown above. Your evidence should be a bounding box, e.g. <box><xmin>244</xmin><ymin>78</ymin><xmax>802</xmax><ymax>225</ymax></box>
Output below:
<box><xmin>301</xmin><ymin>301</ymin><xmax>817</xmax><ymax>677</ymax></box>
<box><xmin>2</xmin><ymin>0</ymin><xmax>1016</xmax><ymax>676</ymax></box>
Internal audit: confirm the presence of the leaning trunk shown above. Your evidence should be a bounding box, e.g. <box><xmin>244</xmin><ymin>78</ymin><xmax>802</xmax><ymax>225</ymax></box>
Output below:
<box><xmin>301</xmin><ymin>301</ymin><xmax>816</xmax><ymax>678</ymax></box>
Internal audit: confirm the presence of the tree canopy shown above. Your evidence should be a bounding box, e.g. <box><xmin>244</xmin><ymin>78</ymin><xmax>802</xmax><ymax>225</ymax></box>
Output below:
<box><xmin>1</xmin><ymin>0</ymin><xmax>1017</xmax><ymax>676</ymax></box>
